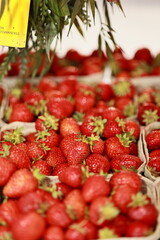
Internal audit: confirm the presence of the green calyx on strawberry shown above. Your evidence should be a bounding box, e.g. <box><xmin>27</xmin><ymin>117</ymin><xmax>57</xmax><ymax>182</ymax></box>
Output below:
<box><xmin>116</xmin><ymin>132</ymin><xmax>136</xmax><ymax>148</ymax></box>
<box><xmin>39</xmin><ymin>183</ymin><xmax>63</xmax><ymax>199</ymax></box>
<box><xmin>0</xmin><ymin>144</ymin><xmax>11</xmax><ymax>157</ymax></box>
<box><xmin>81</xmin><ymin>89</ymin><xmax>94</xmax><ymax>96</ymax></box>
<box><xmin>11</xmin><ymin>87</ymin><xmax>22</xmax><ymax>98</ymax></box>
<box><xmin>28</xmin><ymin>99</ymin><xmax>47</xmax><ymax>116</ymax></box>
<box><xmin>128</xmin><ymin>192</ymin><xmax>149</xmax><ymax>208</ymax></box>
<box><xmin>37</xmin><ymin>202</ymin><xmax>50</xmax><ymax>216</ymax></box>
<box><xmin>142</xmin><ymin>109</ymin><xmax>159</xmax><ymax>125</ymax></box>
<box><xmin>99</xmin><ymin>227</ymin><xmax>118</xmax><ymax>239</ymax></box>
<box><xmin>112</xmin><ymin>80</ymin><xmax>131</xmax><ymax>97</ymax></box>
<box><xmin>123</xmin><ymin>102</ymin><xmax>136</xmax><ymax>117</ymax></box>
<box><xmin>0</xmin><ymin>232</ymin><xmax>14</xmax><ymax>240</ymax></box>
<box><xmin>89</xmin><ymin>116</ymin><xmax>107</xmax><ymax>136</ymax></box>
<box><xmin>35</xmin><ymin>130</ymin><xmax>51</xmax><ymax>140</ymax></box>
<box><xmin>2</xmin><ymin>128</ymin><xmax>25</xmax><ymax>145</ymax></box>
<box><xmin>72</xmin><ymin>111</ymin><xmax>85</xmax><ymax>124</ymax></box>
<box><xmin>38</xmin><ymin>113</ymin><xmax>59</xmax><ymax>130</ymax></box>
<box><xmin>153</xmin><ymin>91</ymin><xmax>160</xmax><ymax>107</ymax></box>
<box><xmin>4</xmin><ymin>106</ymin><xmax>12</xmax><ymax>122</ymax></box>
<box><xmin>115</xmin><ymin>117</ymin><xmax>126</xmax><ymax>131</ymax></box>
<box><xmin>66</xmin><ymin>205</ymin><xmax>77</xmax><ymax>221</ymax></box>
<box><xmin>69</xmin><ymin>222</ymin><xmax>86</xmax><ymax>234</ymax></box>
<box><xmin>86</xmin><ymin>134</ymin><xmax>101</xmax><ymax>151</ymax></box>
<box><xmin>98</xmin><ymin>202</ymin><xmax>120</xmax><ymax>224</ymax></box>
<box><xmin>138</xmin><ymin>93</ymin><xmax>151</xmax><ymax>105</ymax></box>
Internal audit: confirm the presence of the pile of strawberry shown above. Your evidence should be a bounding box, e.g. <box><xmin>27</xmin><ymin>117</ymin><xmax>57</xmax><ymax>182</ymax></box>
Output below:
<box><xmin>0</xmin><ymin>166</ymin><xmax>158</xmax><ymax>239</ymax></box>
<box><xmin>111</xmin><ymin>47</ymin><xmax>160</xmax><ymax>78</ymax></box>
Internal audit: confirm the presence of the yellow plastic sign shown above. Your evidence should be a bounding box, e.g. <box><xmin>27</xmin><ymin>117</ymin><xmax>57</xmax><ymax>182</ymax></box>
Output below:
<box><xmin>0</xmin><ymin>0</ymin><xmax>31</xmax><ymax>48</ymax></box>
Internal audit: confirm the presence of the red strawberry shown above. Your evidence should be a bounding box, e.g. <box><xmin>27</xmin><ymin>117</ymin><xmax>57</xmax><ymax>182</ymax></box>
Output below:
<box><xmin>129</xmin><ymin>142</ymin><xmax>138</xmax><ymax>156</ymax></box>
<box><xmin>81</xmin><ymin>116</ymin><xmax>106</xmax><ymax>137</ymax></box>
<box><xmin>9</xmin><ymin>103</ymin><xmax>34</xmax><ymax>122</ymax></box>
<box><xmin>46</xmin><ymin>147</ymin><xmax>66</xmax><ymax>167</ymax></box>
<box><xmin>60</xmin><ymin>134</ymin><xmax>90</xmax><ymax>165</ymax></box>
<box><xmin>64</xmin><ymin>189</ymin><xmax>86</xmax><ymax>220</ymax></box>
<box><xmin>59</xmin><ymin>117</ymin><xmax>80</xmax><ymax>137</ymax></box>
<box><xmin>82</xmin><ymin>175</ymin><xmax>110</xmax><ymax>202</ymax></box>
<box><xmin>75</xmin><ymin>89</ymin><xmax>96</xmax><ymax>113</ymax></box>
<box><xmin>111</xmin><ymin>214</ymin><xmax>129</xmax><ymax>236</ymax></box>
<box><xmin>38</xmin><ymin>75</ymin><xmax>58</xmax><ymax>92</ymax></box>
<box><xmin>124</xmin><ymin>119</ymin><xmax>140</xmax><ymax>140</ymax></box>
<box><xmin>23</xmin><ymin>90</ymin><xmax>44</xmax><ymax>106</ymax></box>
<box><xmin>58</xmin><ymin>77</ymin><xmax>78</xmax><ymax>97</ymax></box>
<box><xmin>137</xmin><ymin>103</ymin><xmax>160</xmax><ymax>125</ymax></box>
<box><xmin>125</xmin><ymin>221</ymin><xmax>153</xmax><ymax>237</ymax></box>
<box><xmin>27</xmin><ymin>141</ymin><xmax>48</xmax><ymax>160</ymax></box>
<box><xmin>65</xmin><ymin>226</ymin><xmax>86</xmax><ymax>240</ymax></box>
<box><xmin>11</xmin><ymin>211</ymin><xmax>46</xmax><ymax>240</ymax></box>
<box><xmin>102</xmin><ymin>107</ymin><xmax>125</xmax><ymax>121</ymax></box>
<box><xmin>47</xmin><ymin>97</ymin><xmax>74</xmax><ymax>120</ymax></box>
<box><xmin>35</xmin><ymin>113</ymin><xmax>59</xmax><ymax>131</ymax></box>
<box><xmin>96</xmin><ymin>83</ymin><xmax>113</xmax><ymax>101</ymax></box>
<box><xmin>110</xmin><ymin>154</ymin><xmax>142</xmax><ymax>171</ymax></box>
<box><xmin>114</xmin><ymin>97</ymin><xmax>136</xmax><ymax>118</ymax></box>
<box><xmin>36</xmin><ymin>129</ymin><xmax>59</xmax><ymax>148</ymax></box>
<box><xmin>89</xmin><ymin>196</ymin><xmax>120</xmax><ymax>225</ymax></box>
<box><xmin>55</xmin><ymin>182</ymin><xmax>71</xmax><ymax>198</ymax></box>
<box><xmin>52</xmin><ymin>163</ymin><xmax>69</xmax><ymax>177</ymax></box>
<box><xmin>134</xmin><ymin>47</ymin><xmax>153</xmax><ymax>64</ymax></box>
<box><xmin>0</xmin><ymin>157</ymin><xmax>16</xmax><ymax>186</ymax></box>
<box><xmin>110</xmin><ymin>170</ymin><xmax>142</xmax><ymax>192</ymax></box>
<box><xmin>43</xmin><ymin>226</ymin><xmax>64</xmax><ymax>240</ymax></box>
<box><xmin>32</xmin><ymin>160</ymin><xmax>52</xmax><ymax>176</ymax></box>
<box><xmin>9</xmin><ymin>145</ymin><xmax>31</xmax><ymax>169</ymax></box>
<box><xmin>103</xmin><ymin>119</ymin><xmax>123</xmax><ymax>139</ymax></box>
<box><xmin>0</xmin><ymin>200</ymin><xmax>20</xmax><ymax>226</ymax></box>
<box><xmin>112</xmin><ymin>79</ymin><xmax>135</xmax><ymax>99</ymax></box>
<box><xmin>85</xmin><ymin>153</ymin><xmax>110</xmax><ymax>173</ymax></box>
<box><xmin>1</xmin><ymin>128</ymin><xmax>25</xmax><ymax>145</ymax></box>
<box><xmin>90</xmin><ymin>137</ymin><xmax>104</xmax><ymax>154</ymax></box>
<box><xmin>146</xmin><ymin>129</ymin><xmax>160</xmax><ymax>150</ymax></box>
<box><xmin>149</xmin><ymin>149</ymin><xmax>160</xmax><ymax>158</ymax></box>
<box><xmin>58</xmin><ymin>165</ymin><xmax>82</xmax><ymax>188</ymax></box>
<box><xmin>46</xmin><ymin>202</ymin><xmax>72</xmax><ymax>228</ymax></box>
<box><xmin>3</xmin><ymin>169</ymin><xmax>38</xmax><ymax>198</ymax></box>
<box><xmin>148</xmin><ymin>157</ymin><xmax>160</xmax><ymax>175</ymax></box>
<box><xmin>76</xmin><ymin>219</ymin><xmax>98</xmax><ymax>240</ymax></box>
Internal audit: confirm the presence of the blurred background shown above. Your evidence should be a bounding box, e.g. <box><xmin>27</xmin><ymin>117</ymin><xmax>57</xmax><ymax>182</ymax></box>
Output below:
<box><xmin>54</xmin><ymin>0</ymin><xmax>160</xmax><ymax>58</ymax></box>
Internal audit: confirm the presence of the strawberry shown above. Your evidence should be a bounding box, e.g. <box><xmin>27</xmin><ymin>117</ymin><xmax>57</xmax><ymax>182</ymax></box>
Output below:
<box><xmin>52</xmin><ymin>163</ymin><xmax>69</xmax><ymax>177</ymax></box>
<box><xmin>110</xmin><ymin>154</ymin><xmax>142</xmax><ymax>171</ymax></box>
<box><xmin>111</xmin><ymin>214</ymin><xmax>129</xmax><ymax>236</ymax></box>
<box><xmin>85</xmin><ymin>153</ymin><xmax>110</xmax><ymax>173</ymax></box>
<box><xmin>110</xmin><ymin>170</ymin><xmax>142</xmax><ymax>192</ymax></box>
<box><xmin>32</xmin><ymin>160</ymin><xmax>52</xmax><ymax>176</ymax></box>
<box><xmin>125</xmin><ymin>221</ymin><xmax>153</xmax><ymax>237</ymax></box>
<box><xmin>137</xmin><ymin>102</ymin><xmax>160</xmax><ymax>125</ymax></box>
<box><xmin>35</xmin><ymin>113</ymin><xmax>59</xmax><ymax>131</ymax></box>
<box><xmin>43</xmin><ymin>226</ymin><xmax>64</xmax><ymax>240</ymax></box>
<box><xmin>36</xmin><ymin>129</ymin><xmax>59</xmax><ymax>148</ymax></box>
<box><xmin>55</xmin><ymin>182</ymin><xmax>71</xmax><ymax>198</ymax></box>
<box><xmin>47</xmin><ymin>96</ymin><xmax>74</xmax><ymax>120</ymax></box>
<box><xmin>46</xmin><ymin>202</ymin><xmax>72</xmax><ymax>228</ymax></box>
<box><xmin>80</xmin><ymin>116</ymin><xmax>107</xmax><ymax>137</ymax></box>
<box><xmin>134</xmin><ymin>47</ymin><xmax>153</xmax><ymax>64</ymax></box>
<box><xmin>58</xmin><ymin>165</ymin><xmax>82</xmax><ymax>188</ymax></box>
<box><xmin>45</xmin><ymin>147</ymin><xmax>67</xmax><ymax>167</ymax></box>
<box><xmin>1</xmin><ymin>128</ymin><xmax>25</xmax><ymax>145</ymax></box>
<box><xmin>129</xmin><ymin>142</ymin><xmax>138</xmax><ymax>156</ymax></box>
<box><xmin>64</xmin><ymin>189</ymin><xmax>86</xmax><ymax>220</ymax></box>
<box><xmin>0</xmin><ymin>200</ymin><xmax>20</xmax><ymax>226</ymax></box>
<box><xmin>76</xmin><ymin>219</ymin><xmax>98</xmax><ymax>240</ymax></box>
<box><xmin>65</xmin><ymin>226</ymin><xmax>86</xmax><ymax>240</ymax></box>
<box><xmin>11</xmin><ymin>211</ymin><xmax>46</xmax><ymax>240</ymax></box>
<box><xmin>146</xmin><ymin>129</ymin><xmax>160</xmax><ymax>150</ymax></box>
<box><xmin>0</xmin><ymin>157</ymin><xmax>16</xmax><ymax>186</ymax></box>
<box><xmin>90</xmin><ymin>137</ymin><xmax>104</xmax><ymax>154</ymax></box>
<box><xmin>9</xmin><ymin>145</ymin><xmax>31</xmax><ymax>169</ymax></box>
<box><xmin>96</xmin><ymin>83</ymin><xmax>113</xmax><ymax>101</ymax></box>
<box><xmin>149</xmin><ymin>149</ymin><xmax>160</xmax><ymax>158</ymax></box>
<box><xmin>75</xmin><ymin>89</ymin><xmax>96</xmax><ymax>113</ymax></box>
<box><xmin>3</xmin><ymin>169</ymin><xmax>38</xmax><ymax>198</ymax></box>
<box><xmin>112</xmin><ymin>79</ymin><xmax>135</xmax><ymax>99</ymax></box>
<box><xmin>82</xmin><ymin>175</ymin><xmax>110</xmax><ymax>202</ymax></box>
<box><xmin>114</xmin><ymin>97</ymin><xmax>136</xmax><ymax>118</ymax></box>
<box><xmin>9</xmin><ymin>103</ymin><xmax>34</xmax><ymax>122</ymax></box>
<box><xmin>38</xmin><ymin>75</ymin><xmax>58</xmax><ymax>92</ymax></box>
<box><xmin>27</xmin><ymin>141</ymin><xmax>48</xmax><ymax>160</ymax></box>
<box><xmin>89</xmin><ymin>196</ymin><xmax>120</xmax><ymax>225</ymax></box>
<box><xmin>105</xmin><ymin>133</ymin><xmax>133</xmax><ymax>159</ymax></box>
<box><xmin>103</xmin><ymin>118</ymin><xmax>123</xmax><ymax>139</ymax></box>
<box><xmin>59</xmin><ymin>117</ymin><xmax>80</xmax><ymax>137</ymax></box>
<box><xmin>58</xmin><ymin>77</ymin><xmax>78</xmax><ymax>97</ymax></box>
<box><xmin>124</xmin><ymin>119</ymin><xmax>140</xmax><ymax>140</ymax></box>
<box><xmin>23</xmin><ymin>90</ymin><xmax>44</xmax><ymax>106</ymax></box>
<box><xmin>60</xmin><ymin>134</ymin><xmax>90</xmax><ymax>165</ymax></box>
<box><xmin>102</xmin><ymin>107</ymin><xmax>125</xmax><ymax>121</ymax></box>
<box><xmin>147</xmin><ymin>157</ymin><xmax>160</xmax><ymax>175</ymax></box>
<box><xmin>111</xmin><ymin>184</ymin><xmax>139</xmax><ymax>213</ymax></box>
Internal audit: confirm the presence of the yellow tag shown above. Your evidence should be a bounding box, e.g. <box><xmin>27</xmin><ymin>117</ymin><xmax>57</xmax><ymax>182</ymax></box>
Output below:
<box><xmin>0</xmin><ymin>0</ymin><xmax>31</xmax><ymax>48</ymax></box>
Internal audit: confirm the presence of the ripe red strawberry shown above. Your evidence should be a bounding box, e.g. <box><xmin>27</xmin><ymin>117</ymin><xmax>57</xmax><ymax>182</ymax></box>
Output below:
<box><xmin>27</xmin><ymin>141</ymin><xmax>48</xmax><ymax>160</ymax></box>
<box><xmin>111</xmin><ymin>184</ymin><xmax>139</xmax><ymax>213</ymax></box>
<box><xmin>134</xmin><ymin>47</ymin><xmax>153</xmax><ymax>64</ymax></box>
<box><xmin>125</xmin><ymin>221</ymin><xmax>153</xmax><ymax>237</ymax></box>
<box><xmin>102</xmin><ymin>107</ymin><xmax>125</xmax><ymax>121</ymax></box>
<box><xmin>0</xmin><ymin>200</ymin><xmax>20</xmax><ymax>226</ymax></box>
<box><xmin>96</xmin><ymin>100</ymin><xmax>108</xmax><ymax>113</ymax></box>
<box><xmin>58</xmin><ymin>165</ymin><xmax>82</xmax><ymax>188</ymax></box>
<box><xmin>75</xmin><ymin>89</ymin><xmax>96</xmax><ymax>113</ymax></box>
<box><xmin>147</xmin><ymin>157</ymin><xmax>160</xmax><ymax>175</ymax></box>
<box><xmin>105</xmin><ymin>133</ymin><xmax>132</xmax><ymax>159</ymax></box>
<box><xmin>112</xmin><ymin>79</ymin><xmax>135</xmax><ymax>99</ymax></box>
<box><xmin>96</xmin><ymin>83</ymin><xmax>113</xmax><ymax>101</ymax></box>
<box><xmin>35</xmin><ymin>113</ymin><xmax>59</xmax><ymax>131</ymax></box>
<box><xmin>76</xmin><ymin>219</ymin><xmax>98</xmax><ymax>240</ymax></box>
<box><xmin>80</xmin><ymin>116</ymin><xmax>106</xmax><ymax>137</ymax></box>
<box><xmin>9</xmin><ymin>103</ymin><xmax>34</xmax><ymax>122</ymax></box>
<box><xmin>32</xmin><ymin>160</ymin><xmax>52</xmax><ymax>176</ymax></box>
<box><xmin>9</xmin><ymin>145</ymin><xmax>31</xmax><ymax>169</ymax></box>
<box><xmin>43</xmin><ymin>226</ymin><xmax>64</xmax><ymax>240</ymax></box>
<box><xmin>111</xmin><ymin>214</ymin><xmax>129</xmax><ymax>236</ymax></box>
<box><xmin>46</xmin><ymin>202</ymin><xmax>72</xmax><ymax>228</ymax></box>
<box><xmin>65</xmin><ymin>226</ymin><xmax>86</xmax><ymax>240</ymax></box>
<box><xmin>52</xmin><ymin>163</ymin><xmax>69</xmax><ymax>177</ymax></box>
<box><xmin>129</xmin><ymin>142</ymin><xmax>138</xmax><ymax>156</ymax></box>
<box><xmin>82</xmin><ymin>175</ymin><xmax>110</xmax><ymax>202</ymax></box>
<box><xmin>60</xmin><ymin>134</ymin><xmax>90</xmax><ymax>165</ymax></box>
<box><xmin>0</xmin><ymin>157</ymin><xmax>16</xmax><ymax>186</ymax></box>
<box><xmin>103</xmin><ymin>119</ymin><xmax>123</xmax><ymax>138</ymax></box>
<box><xmin>114</xmin><ymin>97</ymin><xmax>136</xmax><ymax>118</ymax></box>
<box><xmin>64</xmin><ymin>189</ymin><xmax>86</xmax><ymax>220</ymax></box>
<box><xmin>110</xmin><ymin>170</ymin><xmax>142</xmax><ymax>192</ymax></box>
<box><xmin>58</xmin><ymin>77</ymin><xmax>78</xmax><ymax>97</ymax></box>
<box><xmin>47</xmin><ymin>96</ymin><xmax>74</xmax><ymax>120</ymax></box>
<box><xmin>59</xmin><ymin>117</ymin><xmax>80</xmax><ymax>137</ymax></box>
<box><xmin>23</xmin><ymin>90</ymin><xmax>44</xmax><ymax>106</ymax></box>
<box><xmin>89</xmin><ymin>196</ymin><xmax>120</xmax><ymax>225</ymax></box>
<box><xmin>11</xmin><ymin>211</ymin><xmax>46</xmax><ymax>240</ymax></box>
<box><xmin>3</xmin><ymin>169</ymin><xmax>38</xmax><ymax>198</ymax></box>
<box><xmin>36</xmin><ymin>129</ymin><xmax>59</xmax><ymax>148</ymax></box>
<box><xmin>110</xmin><ymin>154</ymin><xmax>142</xmax><ymax>171</ymax></box>
<box><xmin>45</xmin><ymin>147</ymin><xmax>66</xmax><ymax>167</ymax></box>
<box><xmin>149</xmin><ymin>149</ymin><xmax>160</xmax><ymax>158</ymax></box>
<box><xmin>85</xmin><ymin>153</ymin><xmax>110</xmax><ymax>173</ymax></box>
<box><xmin>1</xmin><ymin>128</ymin><xmax>25</xmax><ymax>145</ymax></box>
<box><xmin>137</xmin><ymin>102</ymin><xmax>160</xmax><ymax>125</ymax></box>
<box><xmin>124</xmin><ymin>119</ymin><xmax>140</xmax><ymax>140</ymax></box>
<box><xmin>38</xmin><ymin>75</ymin><xmax>58</xmax><ymax>92</ymax></box>
<box><xmin>55</xmin><ymin>182</ymin><xmax>71</xmax><ymax>198</ymax></box>
<box><xmin>146</xmin><ymin>129</ymin><xmax>160</xmax><ymax>150</ymax></box>
<box><xmin>90</xmin><ymin>137</ymin><xmax>104</xmax><ymax>154</ymax></box>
